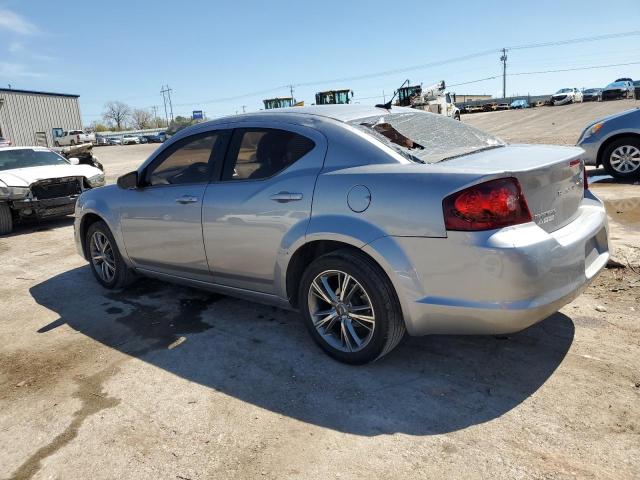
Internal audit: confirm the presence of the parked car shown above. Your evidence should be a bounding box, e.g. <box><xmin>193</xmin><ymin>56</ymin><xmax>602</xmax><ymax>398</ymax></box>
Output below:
<box><xmin>602</xmin><ymin>80</ymin><xmax>634</xmax><ymax>100</ymax></box>
<box><xmin>74</xmin><ymin>105</ymin><xmax>609</xmax><ymax>364</ymax></box>
<box><xmin>138</xmin><ymin>135</ymin><xmax>148</xmax><ymax>144</ymax></box>
<box><xmin>510</xmin><ymin>99</ymin><xmax>529</xmax><ymax>109</ymax></box>
<box><xmin>107</xmin><ymin>137</ymin><xmax>122</xmax><ymax>146</ymax></box>
<box><xmin>551</xmin><ymin>88</ymin><xmax>583</xmax><ymax>106</ymax></box>
<box><xmin>122</xmin><ymin>135</ymin><xmax>140</xmax><ymax>145</ymax></box>
<box><xmin>493</xmin><ymin>103</ymin><xmax>510</xmax><ymax>111</ymax></box>
<box><xmin>577</xmin><ymin>108</ymin><xmax>640</xmax><ymax>180</ymax></box>
<box><xmin>0</xmin><ymin>137</ymin><xmax>11</xmax><ymax>147</ymax></box>
<box><xmin>0</xmin><ymin>146</ymin><xmax>105</xmax><ymax>235</ymax></box>
<box><xmin>54</xmin><ymin>130</ymin><xmax>96</xmax><ymax>147</ymax></box>
<box><xmin>95</xmin><ymin>135</ymin><xmax>109</xmax><ymax>146</ymax></box>
<box><xmin>582</xmin><ymin>88</ymin><xmax>603</xmax><ymax>102</ymax></box>
<box><xmin>634</xmin><ymin>81</ymin><xmax>640</xmax><ymax>100</ymax></box>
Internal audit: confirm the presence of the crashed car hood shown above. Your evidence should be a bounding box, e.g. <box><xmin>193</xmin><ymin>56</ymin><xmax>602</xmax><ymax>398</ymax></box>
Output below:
<box><xmin>0</xmin><ymin>163</ymin><xmax>102</xmax><ymax>187</ymax></box>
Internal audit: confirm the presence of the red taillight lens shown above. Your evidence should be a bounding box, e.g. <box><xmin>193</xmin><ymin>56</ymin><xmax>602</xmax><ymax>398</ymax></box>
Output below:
<box><xmin>443</xmin><ymin>177</ymin><xmax>532</xmax><ymax>231</ymax></box>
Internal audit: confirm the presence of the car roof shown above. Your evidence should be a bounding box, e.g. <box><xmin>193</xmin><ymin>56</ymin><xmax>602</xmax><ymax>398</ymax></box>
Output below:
<box><xmin>197</xmin><ymin>104</ymin><xmax>419</xmax><ymax>129</ymax></box>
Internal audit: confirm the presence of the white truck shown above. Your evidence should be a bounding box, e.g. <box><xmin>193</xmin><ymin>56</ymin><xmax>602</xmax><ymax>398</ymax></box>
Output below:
<box><xmin>54</xmin><ymin>130</ymin><xmax>96</xmax><ymax>147</ymax></box>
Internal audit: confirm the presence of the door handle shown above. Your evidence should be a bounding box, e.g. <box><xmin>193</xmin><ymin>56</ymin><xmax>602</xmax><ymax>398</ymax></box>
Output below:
<box><xmin>175</xmin><ymin>195</ymin><xmax>199</xmax><ymax>204</ymax></box>
<box><xmin>270</xmin><ymin>192</ymin><xmax>303</xmax><ymax>203</ymax></box>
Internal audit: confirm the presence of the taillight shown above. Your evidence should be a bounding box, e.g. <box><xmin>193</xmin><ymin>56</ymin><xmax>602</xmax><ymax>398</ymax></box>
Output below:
<box><xmin>443</xmin><ymin>177</ymin><xmax>532</xmax><ymax>231</ymax></box>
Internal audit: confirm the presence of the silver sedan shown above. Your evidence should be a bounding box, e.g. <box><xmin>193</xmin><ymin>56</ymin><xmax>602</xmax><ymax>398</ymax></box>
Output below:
<box><xmin>74</xmin><ymin>105</ymin><xmax>609</xmax><ymax>364</ymax></box>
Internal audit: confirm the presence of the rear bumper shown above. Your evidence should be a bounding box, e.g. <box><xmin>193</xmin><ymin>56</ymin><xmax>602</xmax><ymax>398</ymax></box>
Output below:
<box><xmin>365</xmin><ymin>193</ymin><xmax>609</xmax><ymax>336</ymax></box>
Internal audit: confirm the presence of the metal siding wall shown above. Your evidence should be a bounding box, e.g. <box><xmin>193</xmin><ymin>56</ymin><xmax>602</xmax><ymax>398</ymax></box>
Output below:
<box><xmin>0</xmin><ymin>91</ymin><xmax>82</xmax><ymax>146</ymax></box>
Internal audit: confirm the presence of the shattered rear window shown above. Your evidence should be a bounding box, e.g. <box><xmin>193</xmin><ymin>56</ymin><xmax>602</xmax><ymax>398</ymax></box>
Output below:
<box><xmin>350</xmin><ymin>111</ymin><xmax>504</xmax><ymax>163</ymax></box>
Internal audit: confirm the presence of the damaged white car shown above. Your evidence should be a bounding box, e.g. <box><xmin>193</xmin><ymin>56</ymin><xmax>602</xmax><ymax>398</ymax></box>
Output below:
<box><xmin>551</xmin><ymin>88</ymin><xmax>583</xmax><ymax>106</ymax></box>
<box><xmin>0</xmin><ymin>147</ymin><xmax>105</xmax><ymax>235</ymax></box>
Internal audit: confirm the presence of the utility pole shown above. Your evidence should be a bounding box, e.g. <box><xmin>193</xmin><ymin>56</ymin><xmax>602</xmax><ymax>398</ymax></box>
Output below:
<box><xmin>160</xmin><ymin>86</ymin><xmax>169</xmax><ymax>126</ymax></box>
<box><xmin>242</xmin><ymin>105</ymin><xmax>246</xmax><ymax>113</ymax></box>
<box><xmin>289</xmin><ymin>84</ymin><xmax>295</xmax><ymax>100</ymax></box>
<box><xmin>160</xmin><ymin>85</ymin><xmax>174</xmax><ymax>124</ymax></box>
<box><xmin>500</xmin><ymin>48</ymin><xmax>508</xmax><ymax>99</ymax></box>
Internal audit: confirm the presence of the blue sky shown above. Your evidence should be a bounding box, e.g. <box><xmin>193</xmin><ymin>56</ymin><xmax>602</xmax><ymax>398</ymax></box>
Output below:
<box><xmin>1</xmin><ymin>0</ymin><xmax>639</xmax><ymax>125</ymax></box>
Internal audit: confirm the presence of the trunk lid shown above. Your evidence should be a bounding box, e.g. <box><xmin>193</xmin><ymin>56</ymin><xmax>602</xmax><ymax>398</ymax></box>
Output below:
<box><xmin>444</xmin><ymin>144</ymin><xmax>585</xmax><ymax>232</ymax></box>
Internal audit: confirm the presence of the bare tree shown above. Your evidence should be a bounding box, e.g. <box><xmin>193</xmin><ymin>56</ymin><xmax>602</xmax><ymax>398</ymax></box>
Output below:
<box><xmin>102</xmin><ymin>101</ymin><xmax>131</xmax><ymax>130</ymax></box>
<box><xmin>131</xmin><ymin>108</ymin><xmax>153</xmax><ymax>129</ymax></box>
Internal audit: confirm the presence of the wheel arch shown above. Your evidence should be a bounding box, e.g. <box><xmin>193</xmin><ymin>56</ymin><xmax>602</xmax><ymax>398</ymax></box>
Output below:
<box><xmin>285</xmin><ymin>239</ymin><xmax>399</xmax><ymax>312</ymax></box>
<box><xmin>78</xmin><ymin>212</ymin><xmax>105</xmax><ymax>260</ymax></box>
<box><xmin>596</xmin><ymin>132</ymin><xmax>640</xmax><ymax>166</ymax></box>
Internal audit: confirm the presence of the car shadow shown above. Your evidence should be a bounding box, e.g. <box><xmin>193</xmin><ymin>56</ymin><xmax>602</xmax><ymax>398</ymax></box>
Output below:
<box><xmin>31</xmin><ymin>266</ymin><xmax>574</xmax><ymax>436</ymax></box>
<box><xmin>4</xmin><ymin>216</ymin><xmax>74</xmax><ymax>237</ymax></box>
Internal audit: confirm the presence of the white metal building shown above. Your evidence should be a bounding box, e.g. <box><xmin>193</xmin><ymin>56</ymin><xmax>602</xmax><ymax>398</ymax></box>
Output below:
<box><xmin>0</xmin><ymin>88</ymin><xmax>82</xmax><ymax>147</ymax></box>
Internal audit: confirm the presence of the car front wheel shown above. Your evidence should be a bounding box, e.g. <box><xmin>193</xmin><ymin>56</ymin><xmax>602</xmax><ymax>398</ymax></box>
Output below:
<box><xmin>299</xmin><ymin>249</ymin><xmax>406</xmax><ymax>364</ymax></box>
<box><xmin>602</xmin><ymin>137</ymin><xmax>640</xmax><ymax>180</ymax></box>
<box><xmin>86</xmin><ymin>220</ymin><xmax>136</xmax><ymax>288</ymax></box>
<box><xmin>0</xmin><ymin>202</ymin><xmax>13</xmax><ymax>235</ymax></box>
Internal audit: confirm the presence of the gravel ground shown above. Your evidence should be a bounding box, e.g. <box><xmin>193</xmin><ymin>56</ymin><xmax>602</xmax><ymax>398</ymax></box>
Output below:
<box><xmin>1</xmin><ymin>109</ymin><xmax>639</xmax><ymax>479</ymax></box>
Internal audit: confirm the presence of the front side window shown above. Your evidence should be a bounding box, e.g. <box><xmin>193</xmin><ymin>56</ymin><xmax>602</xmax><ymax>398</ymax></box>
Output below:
<box><xmin>147</xmin><ymin>133</ymin><xmax>220</xmax><ymax>186</ymax></box>
<box><xmin>223</xmin><ymin>128</ymin><xmax>314</xmax><ymax>181</ymax></box>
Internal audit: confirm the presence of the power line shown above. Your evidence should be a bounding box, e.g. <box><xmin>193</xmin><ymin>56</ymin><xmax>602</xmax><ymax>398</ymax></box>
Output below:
<box><xmin>170</xmin><ymin>30</ymin><xmax>640</xmax><ymax>108</ymax></box>
<box><xmin>446</xmin><ymin>60</ymin><xmax>640</xmax><ymax>89</ymax></box>
<box><xmin>506</xmin><ymin>31</ymin><xmax>640</xmax><ymax>51</ymax></box>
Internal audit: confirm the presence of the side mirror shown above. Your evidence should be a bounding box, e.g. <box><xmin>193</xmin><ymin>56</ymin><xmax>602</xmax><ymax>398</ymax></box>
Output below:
<box><xmin>69</xmin><ymin>157</ymin><xmax>80</xmax><ymax>165</ymax></box>
<box><xmin>117</xmin><ymin>171</ymin><xmax>139</xmax><ymax>189</ymax></box>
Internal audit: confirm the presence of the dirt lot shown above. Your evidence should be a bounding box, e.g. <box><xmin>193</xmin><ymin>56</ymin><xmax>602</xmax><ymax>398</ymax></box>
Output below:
<box><xmin>1</xmin><ymin>110</ymin><xmax>639</xmax><ymax>479</ymax></box>
<box><xmin>464</xmin><ymin>98</ymin><xmax>639</xmax><ymax>145</ymax></box>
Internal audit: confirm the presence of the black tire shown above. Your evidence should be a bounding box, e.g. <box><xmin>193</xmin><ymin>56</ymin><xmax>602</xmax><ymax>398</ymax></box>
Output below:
<box><xmin>454</xmin><ymin>113</ymin><xmax>461</xmax><ymax>121</ymax></box>
<box><xmin>0</xmin><ymin>202</ymin><xmax>13</xmax><ymax>235</ymax></box>
<box><xmin>70</xmin><ymin>140</ymin><xmax>76</xmax><ymax>146</ymax></box>
<box><xmin>602</xmin><ymin>136</ymin><xmax>640</xmax><ymax>180</ymax></box>
<box><xmin>299</xmin><ymin>249</ymin><xmax>406</xmax><ymax>364</ymax></box>
<box><xmin>85</xmin><ymin>220</ymin><xmax>136</xmax><ymax>289</ymax></box>
<box><xmin>54</xmin><ymin>141</ymin><xmax>60</xmax><ymax>147</ymax></box>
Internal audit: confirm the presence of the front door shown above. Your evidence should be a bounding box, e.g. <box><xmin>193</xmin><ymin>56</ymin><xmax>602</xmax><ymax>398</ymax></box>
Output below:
<box><xmin>202</xmin><ymin>125</ymin><xmax>326</xmax><ymax>294</ymax></box>
<box><xmin>120</xmin><ymin>131</ymin><xmax>228</xmax><ymax>281</ymax></box>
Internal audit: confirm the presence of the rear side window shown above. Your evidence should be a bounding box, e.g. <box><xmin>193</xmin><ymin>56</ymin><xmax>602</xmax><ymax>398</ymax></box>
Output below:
<box><xmin>148</xmin><ymin>133</ymin><xmax>222</xmax><ymax>186</ymax></box>
<box><xmin>223</xmin><ymin>128</ymin><xmax>314</xmax><ymax>181</ymax></box>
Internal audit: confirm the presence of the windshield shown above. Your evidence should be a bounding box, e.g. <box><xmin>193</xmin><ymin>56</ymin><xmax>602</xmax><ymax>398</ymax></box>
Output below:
<box><xmin>0</xmin><ymin>149</ymin><xmax>69</xmax><ymax>172</ymax></box>
<box><xmin>606</xmin><ymin>82</ymin><xmax>626</xmax><ymax>88</ymax></box>
<box><xmin>350</xmin><ymin>111</ymin><xmax>504</xmax><ymax>163</ymax></box>
<box><xmin>556</xmin><ymin>88</ymin><xmax>572</xmax><ymax>94</ymax></box>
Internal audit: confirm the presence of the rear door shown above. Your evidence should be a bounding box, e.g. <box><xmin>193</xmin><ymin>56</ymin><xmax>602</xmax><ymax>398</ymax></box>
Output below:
<box><xmin>120</xmin><ymin>130</ymin><xmax>229</xmax><ymax>281</ymax></box>
<box><xmin>202</xmin><ymin>123</ymin><xmax>326</xmax><ymax>294</ymax></box>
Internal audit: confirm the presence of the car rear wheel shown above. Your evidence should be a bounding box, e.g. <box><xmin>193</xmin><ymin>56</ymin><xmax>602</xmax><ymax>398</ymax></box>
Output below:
<box><xmin>602</xmin><ymin>137</ymin><xmax>640</xmax><ymax>180</ymax></box>
<box><xmin>86</xmin><ymin>220</ymin><xmax>136</xmax><ymax>289</ymax></box>
<box><xmin>0</xmin><ymin>202</ymin><xmax>13</xmax><ymax>235</ymax></box>
<box><xmin>299</xmin><ymin>249</ymin><xmax>405</xmax><ymax>364</ymax></box>
<box><xmin>54</xmin><ymin>141</ymin><xmax>60</xmax><ymax>147</ymax></box>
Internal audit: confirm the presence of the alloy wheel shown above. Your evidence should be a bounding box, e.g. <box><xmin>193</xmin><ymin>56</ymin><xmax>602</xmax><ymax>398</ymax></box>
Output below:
<box><xmin>307</xmin><ymin>270</ymin><xmax>376</xmax><ymax>353</ymax></box>
<box><xmin>610</xmin><ymin>145</ymin><xmax>640</xmax><ymax>174</ymax></box>
<box><xmin>90</xmin><ymin>231</ymin><xmax>116</xmax><ymax>283</ymax></box>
